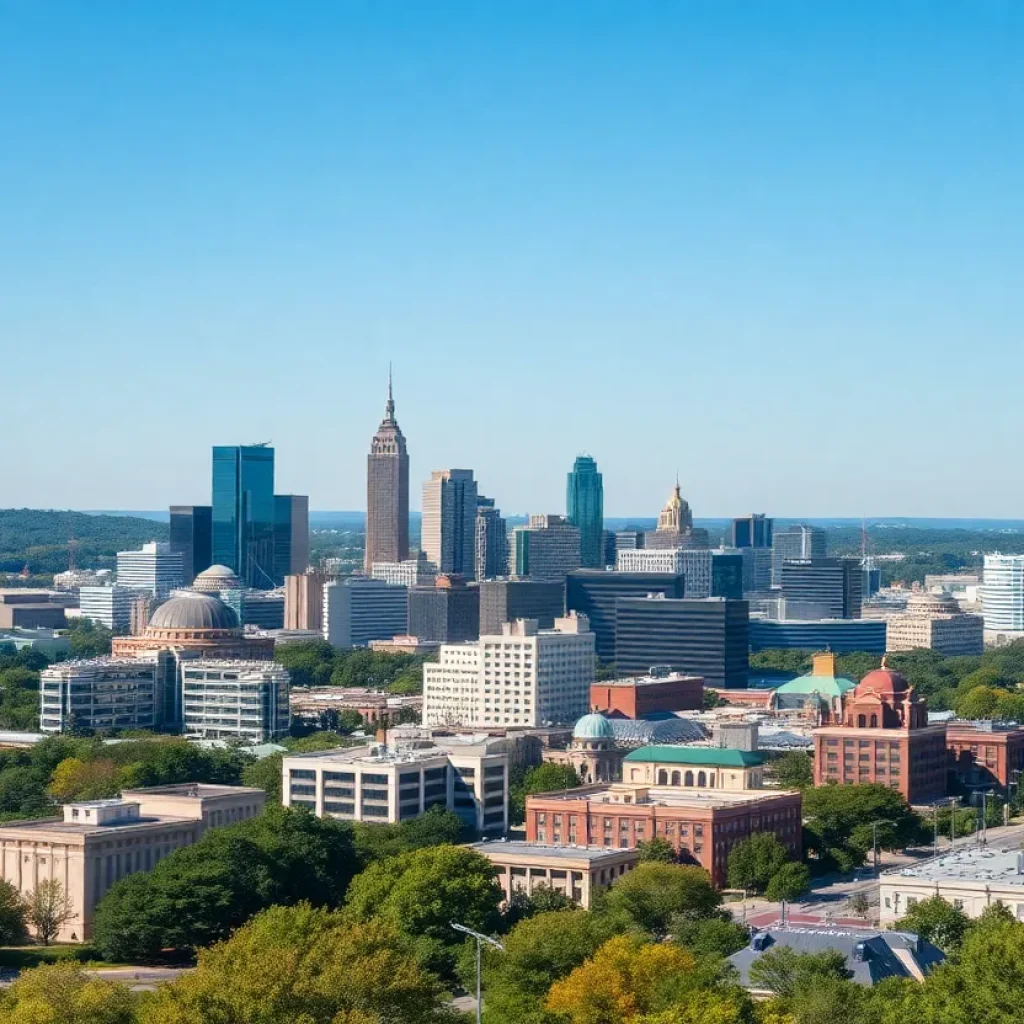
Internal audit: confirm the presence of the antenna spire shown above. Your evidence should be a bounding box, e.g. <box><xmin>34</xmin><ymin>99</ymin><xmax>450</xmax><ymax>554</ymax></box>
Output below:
<box><xmin>385</xmin><ymin>363</ymin><xmax>395</xmax><ymax>421</ymax></box>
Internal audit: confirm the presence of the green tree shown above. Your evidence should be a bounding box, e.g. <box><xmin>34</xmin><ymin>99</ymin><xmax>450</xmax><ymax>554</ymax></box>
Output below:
<box><xmin>0</xmin><ymin>877</ymin><xmax>27</xmax><ymax>944</ymax></box>
<box><xmin>600</xmin><ymin>863</ymin><xmax>721</xmax><ymax>938</ymax></box>
<box><xmin>501</xmin><ymin>884</ymin><xmax>576</xmax><ymax>929</ymax></box>
<box><xmin>636</xmin><ymin>837</ymin><xmax>678</xmax><ymax>863</ymax></box>
<box><xmin>0</xmin><ymin>962</ymin><xmax>137</xmax><ymax>1024</ymax></box>
<box><xmin>351</xmin><ymin>804</ymin><xmax>469</xmax><ymax>863</ymax></box>
<box><xmin>509</xmin><ymin>762</ymin><xmax>580</xmax><ymax>823</ymax></box>
<box><xmin>672</xmin><ymin>915</ymin><xmax>751</xmax><ymax>958</ymax></box>
<box><xmin>726</xmin><ymin>833</ymin><xmax>790</xmax><ymax>895</ymax></box>
<box><xmin>770</xmin><ymin>752</ymin><xmax>815</xmax><ymax>790</ymax></box>
<box><xmin>893</xmin><ymin>895</ymin><xmax>971</xmax><ymax>953</ymax></box>
<box><xmin>748</xmin><ymin>946</ymin><xmax>851</xmax><ymax>998</ymax></box>
<box><xmin>764</xmin><ymin>862</ymin><xmax>811</xmax><ymax>903</ymax></box>
<box><xmin>240</xmin><ymin>751</ymin><xmax>284</xmax><ymax>803</ymax></box>
<box><xmin>67</xmin><ymin>619</ymin><xmax>114</xmax><ymax>658</ymax></box>
<box><xmin>955</xmin><ymin>685</ymin><xmax>1002</xmax><ymax>720</ymax></box>
<box><xmin>27</xmin><ymin>878</ymin><xmax>74</xmax><ymax>945</ymax></box>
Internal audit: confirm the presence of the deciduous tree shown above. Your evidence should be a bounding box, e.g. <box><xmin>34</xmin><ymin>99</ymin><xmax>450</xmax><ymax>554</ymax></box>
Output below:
<box><xmin>27</xmin><ymin>878</ymin><xmax>74</xmax><ymax>945</ymax></box>
<box><xmin>0</xmin><ymin>962</ymin><xmax>137</xmax><ymax>1024</ymax></box>
<box><xmin>600</xmin><ymin>864</ymin><xmax>721</xmax><ymax>937</ymax></box>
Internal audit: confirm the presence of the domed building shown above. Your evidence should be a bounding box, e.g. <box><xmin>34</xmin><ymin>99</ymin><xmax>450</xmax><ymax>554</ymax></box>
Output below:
<box><xmin>887</xmin><ymin>589</ymin><xmax>984</xmax><ymax>657</ymax></box>
<box><xmin>544</xmin><ymin>713</ymin><xmax>623</xmax><ymax>784</ymax></box>
<box><xmin>771</xmin><ymin>651</ymin><xmax>855</xmax><ymax>724</ymax></box>
<box><xmin>191</xmin><ymin>565</ymin><xmax>243</xmax><ymax>593</ymax></box>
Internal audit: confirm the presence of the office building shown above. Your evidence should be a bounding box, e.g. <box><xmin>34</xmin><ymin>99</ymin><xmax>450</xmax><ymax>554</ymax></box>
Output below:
<box><xmin>478</xmin><ymin>578</ymin><xmax>565</xmax><ymax>635</ymax></box>
<box><xmin>887</xmin><ymin>591</ymin><xmax>984</xmax><ymax>657</ymax></box>
<box><xmin>590</xmin><ymin>670</ymin><xmax>704</xmax><ymax>718</ymax></box>
<box><xmin>614</xmin><ymin>596</ymin><xmax>749</xmax><ymax>689</ymax></box>
<box><xmin>116</xmin><ymin>542</ymin><xmax>183</xmax><ymax>598</ymax></box>
<box><xmin>602</xmin><ymin>530</ymin><xmax>617</xmax><ymax>568</ymax></box>
<box><xmin>282</xmin><ymin>738</ymin><xmax>508</xmax><ymax>833</ymax></box>
<box><xmin>212</xmin><ymin>444</ymin><xmax>276</xmax><ymax>589</ymax></box>
<box><xmin>422</xmin><ymin>613</ymin><xmax>596</xmax><ymax>728</ymax></box>
<box><xmin>781</xmin><ymin>558</ymin><xmax>862</xmax><ymax>618</ymax></box>
<box><xmin>273</xmin><ymin>494</ymin><xmax>309</xmax><ymax>583</ymax></box>
<box><xmin>615</xmin><ymin>548</ymin><xmax>742</xmax><ymax>599</ymax></box>
<box><xmin>169</xmin><ymin>505</ymin><xmax>212</xmax><ymax>585</ymax></box>
<box><xmin>52</xmin><ymin>569</ymin><xmax>112</xmax><ymax>593</ymax></box>
<box><xmin>323</xmin><ymin>577</ymin><xmax>408</xmax><ymax>648</ymax></box>
<box><xmin>220</xmin><ymin>588</ymin><xmax>285</xmax><ymax>630</ymax></box>
<box><xmin>722</xmin><ymin>546</ymin><xmax>773</xmax><ymax>595</ymax></box>
<box><xmin>771</xmin><ymin>524</ymin><xmax>826</xmax><ymax>586</ymax></box>
<box><xmin>812</xmin><ymin>662</ymin><xmax>947</xmax><ymax>803</ymax></box>
<box><xmin>365</xmin><ymin>373</ymin><xmax>410</xmax><ymax>571</ymax></box>
<box><xmin>509</xmin><ymin>515</ymin><xmax>581</xmax><ymax>579</ymax></box>
<box><xmin>78</xmin><ymin>585</ymin><xmax>141</xmax><ymax>632</ymax></box>
<box><xmin>525</xmin><ymin>782</ymin><xmax>801</xmax><ymax>887</ymax></box>
<box><xmin>0</xmin><ymin>591</ymin><xmax>71</xmax><ymax>631</ymax></box>
<box><xmin>181</xmin><ymin>659</ymin><xmax>290</xmax><ymax>741</ymax></box>
<box><xmin>471</xmin><ymin>841</ymin><xmax>638</xmax><ymax>910</ymax></box>
<box><xmin>946</xmin><ymin>720</ymin><xmax>1024</xmax><ymax>795</ymax></box>
<box><xmin>566</xmin><ymin>456</ymin><xmax>604</xmax><ymax>569</ymax></box>
<box><xmin>475</xmin><ymin>496</ymin><xmax>507</xmax><ymax>581</ymax></box>
<box><xmin>0</xmin><ymin>786</ymin><xmax>264</xmax><ymax>942</ymax></box>
<box><xmin>566</xmin><ymin>570</ymin><xmax>685</xmax><ymax>662</ymax></box>
<box><xmin>730</xmin><ymin>514</ymin><xmax>773</xmax><ymax>550</ymax></box>
<box><xmin>371</xmin><ymin>556</ymin><xmax>436</xmax><ymax>588</ymax></box>
<box><xmin>39</xmin><ymin>658</ymin><xmax>161</xmax><ymax>734</ymax></box>
<box><xmin>748</xmin><ymin>618</ymin><xmax>887</xmax><ymax>654</ymax></box>
<box><xmin>983</xmin><ymin>554</ymin><xmax>1024</xmax><ymax>633</ymax></box>
<box><xmin>422</xmin><ymin>469</ymin><xmax>478</xmax><ymax>578</ymax></box>
<box><xmin>285</xmin><ymin>570</ymin><xmax>328</xmax><ymax>631</ymax></box>
<box><xmin>643</xmin><ymin>482</ymin><xmax>709</xmax><ymax>550</ymax></box>
<box><xmin>408</xmin><ymin>575</ymin><xmax>480</xmax><ymax>642</ymax></box>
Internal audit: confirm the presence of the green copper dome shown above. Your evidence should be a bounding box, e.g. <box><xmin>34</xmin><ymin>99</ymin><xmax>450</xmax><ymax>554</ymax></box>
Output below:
<box><xmin>573</xmin><ymin>713</ymin><xmax>615</xmax><ymax>741</ymax></box>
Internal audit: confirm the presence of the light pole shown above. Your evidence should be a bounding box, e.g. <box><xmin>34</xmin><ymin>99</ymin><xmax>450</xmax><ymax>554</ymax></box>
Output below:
<box><xmin>931</xmin><ymin>801</ymin><xmax>940</xmax><ymax>858</ymax></box>
<box><xmin>452</xmin><ymin>921</ymin><xmax>504</xmax><ymax>1024</ymax></box>
<box><xmin>949</xmin><ymin>796</ymin><xmax>957</xmax><ymax>849</ymax></box>
<box><xmin>980</xmin><ymin>790</ymin><xmax>995</xmax><ymax>844</ymax></box>
<box><xmin>870</xmin><ymin>820</ymin><xmax>892</xmax><ymax>875</ymax></box>
<box><xmin>1009</xmin><ymin>770</ymin><xmax>1022</xmax><ymax>824</ymax></box>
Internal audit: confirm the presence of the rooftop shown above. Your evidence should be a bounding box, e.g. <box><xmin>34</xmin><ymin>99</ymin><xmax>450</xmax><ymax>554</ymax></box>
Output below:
<box><xmin>283</xmin><ymin>740</ymin><xmax>499</xmax><ymax>765</ymax></box>
<box><xmin>532</xmin><ymin>783</ymin><xmax>795</xmax><ymax>810</ymax></box>
<box><xmin>599</xmin><ymin>672</ymin><xmax>704</xmax><ymax>688</ymax></box>
<box><xmin>121</xmin><ymin>783</ymin><xmax>265</xmax><ymax>799</ymax></box>
<box><xmin>882</xmin><ymin>845</ymin><xmax>1024</xmax><ymax>887</ymax></box>
<box><xmin>468</xmin><ymin>840</ymin><xmax>639</xmax><ymax>863</ymax></box>
<box><xmin>623</xmin><ymin>745</ymin><xmax>765</xmax><ymax>767</ymax></box>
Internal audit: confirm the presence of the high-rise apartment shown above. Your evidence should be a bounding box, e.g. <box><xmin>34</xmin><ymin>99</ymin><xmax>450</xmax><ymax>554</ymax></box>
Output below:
<box><xmin>285</xmin><ymin>570</ymin><xmax>327</xmax><ymax>631</ymax></box>
<box><xmin>478</xmin><ymin>579</ymin><xmax>565</xmax><ymax>635</ymax></box>
<box><xmin>423</xmin><ymin>613</ymin><xmax>595</xmax><ymax>727</ymax></box>
<box><xmin>422</xmin><ymin>470</ymin><xmax>478</xmax><ymax>577</ymax></box>
<box><xmin>781</xmin><ymin>558</ymin><xmax>862</xmax><ymax>619</ymax></box>
<box><xmin>273</xmin><ymin>495</ymin><xmax>309</xmax><ymax>583</ymax></box>
<box><xmin>365</xmin><ymin>374</ymin><xmax>410</xmax><ymax>571</ymax></box>
<box><xmin>116</xmin><ymin>542</ymin><xmax>184</xmax><ymax>598</ymax></box>
<box><xmin>983</xmin><ymin>554</ymin><xmax>1024</xmax><ymax>633</ymax></box>
<box><xmin>509</xmin><ymin>515</ymin><xmax>581</xmax><ymax>579</ymax></box>
<box><xmin>567</xmin><ymin>456</ymin><xmax>604</xmax><ymax>569</ymax></box>
<box><xmin>212</xmin><ymin>444</ymin><xmax>276</xmax><ymax>588</ymax></box>
<box><xmin>323</xmin><ymin>577</ymin><xmax>408</xmax><ymax>648</ymax></box>
<box><xmin>771</xmin><ymin>524</ymin><xmax>826</xmax><ymax>586</ymax></box>
<box><xmin>475</xmin><ymin>496</ymin><xmax>507</xmax><ymax>581</ymax></box>
<box><xmin>169</xmin><ymin>506</ymin><xmax>212</xmax><ymax>584</ymax></box>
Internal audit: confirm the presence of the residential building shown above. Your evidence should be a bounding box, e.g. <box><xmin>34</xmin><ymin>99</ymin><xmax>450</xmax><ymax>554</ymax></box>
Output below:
<box><xmin>771</xmin><ymin>524</ymin><xmax>826</xmax><ymax>586</ymax></box>
<box><xmin>285</xmin><ymin>570</ymin><xmax>328</xmax><ymax>631</ymax></box>
<box><xmin>730</xmin><ymin>514</ymin><xmax>773</xmax><ymax>550</ymax></box>
<box><xmin>880</xmin><ymin>845</ymin><xmax>1024</xmax><ymax>924</ymax></box>
<box><xmin>615</xmin><ymin>548</ymin><xmax>741</xmax><ymax>599</ymax></box>
<box><xmin>946</xmin><ymin>720</ymin><xmax>1024</xmax><ymax>795</ymax></box>
<box><xmin>643</xmin><ymin>482</ymin><xmax>709</xmax><ymax>550</ymax></box>
<box><xmin>621</xmin><ymin>746</ymin><xmax>766</xmax><ymax>790</ymax></box>
<box><xmin>749</xmin><ymin>618</ymin><xmax>887</xmax><ymax>654</ymax></box>
<box><xmin>181</xmin><ymin>659</ymin><xmax>290</xmax><ymax>741</ymax></box>
<box><xmin>323</xmin><ymin>577</ymin><xmax>408</xmax><ymax>648</ymax></box>
<box><xmin>169</xmin><ymin>505</ymin><xmax>212</xmax><ymax>584</ymax></box>
<box><xmin>211</xmin><ymin>444</ymin><xmax>276</xmax><ymax>588</ymax></box>
<box><xmin>887</xmin><ymin>591</ymin><xmax>984</xmax><ymax>656</ymax></box>
<box><xmin>281</xmin><ymin>739</ymin><xmax>508</xmax><ymax>833</ymax></box>
<box><xmin>509</xmin><ymin>515</ymin><xmax>581</xmax><ymax>579</ymax></box>
<box><xmin>470</xmin><ymin>840</ymin><xmax>638</xmax><ymax>909</ymax></box>
<box><xmin>590</xmin><ymin>670</ymin><xmax>704</xmax><ymax>718</ymax></box>
<box><xmin>781</xmin><ymin>558</ymin><xmax>862</xmax><ymax>619</ymax></box>
<box><xmin>566</xmin><ymin>456</ymin><xmax>604</xmax><ymax>569</ymax></box>
<box><xmin>614</xmin><ymin>596</ymin><xmax>749</xmax><ymax>689</ymax></box>
<box><xmin>0</xmin><ymin>591</ymin><xmax>71</xmax><ymax>630</ymax></box>
<box><xmin>39</xmin><ymin>658</ymin><xmax>161</xmax><ymax>734</ymax></box>
<box><xmin>408</xmin><ymin>575</ymin><xmax>480</xmax><ymax>642</ymax></box>
<box><xmin>78</xmin><ymin>585</ymin><xmax>141</xmax><ymax>632</ymax></box>
<box><xmin>116</xmin><ymin>542</ymin><xmax>184</xmax><ymax>598</ymax></box>
<box><xmin>422</xmin><ymin>469</ymin><xmax>478</xmax><ymax>578</ymax></box>
<box><xmin>479</xmin><ymin>578</ymin><xmax>565</xmax><ymax>635</ymax></box>
<box><xmin>525</xmin><ymin>783</ymin><xmax>802</xmax><ymax>886</ymax></box>
<box><xmin>422</xmin><ymin>613</ymin><xmax>596</xmax><ymax>728</ymax></box>
<box><xmin>371</xmin><ymin>556</ymin><xmax>436</xmax><ymax>587</ymax></box>
<box><xmin>273</xmin><ymin>494</ymin><xmax>310</xmax><ymax>583</ymax></box>
<box><xmin>365</xmin><ymin>373</ymin><xmax>410</xmax><ymax>570</ymax></box>
<box><xmin>812</xmin><ymin>663</ymin><xmax>948</xmax><ymax>803</ymax></box>
<box><xmin>475</xmin><ymin>496</ymin><xmax>507</xmax><ymax>581</ymax></box>
<box><xmin>983</xmin><ymin>554</ymin><xmax>1024</xmax><ymax>632</ymax></box>
<box><xmin>0</xmin><ymin>785</ymin><xmax>264</xmax><ymax>941</ymax></box>
<box><xmin>566</xmin><ymin>569</ymin><xmax>685</xmax><ymax>662</ymax></box>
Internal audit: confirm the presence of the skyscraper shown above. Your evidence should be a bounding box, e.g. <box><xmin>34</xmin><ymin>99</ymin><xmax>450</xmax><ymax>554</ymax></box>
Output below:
<box><xmin>509</xmin><ymin>515</ymin><xmax>581</xmax><ymax>579</ymax></box>
<box><xmin>643</xmin><ymin>481</ymin><xmax>709</xmax><ymax>550</ymax></box>
<box><xmin>771</xmin><ymin>524</ymin><xmax>826</xmax><ymax>586</ymax></box>
<box><xmin>780</xmin><ymin>558</ymin><xmax>862</xmax><ymax>619</ymax></box>
<box><xmin>365</xmin><ymin>372</ymin><xmax>410</xmax><ymax>571</ymax></box>
<box><xmin>475</xmin><ymin>496</ymin><xmax>507</xmax><ymax>581</ymax></box>
<box><xmin>730</xmin><ymin>514</ymin><xmax>774</xmax><ymax>550</ymax></box>
<box><xmin>273</xmin><ymin>494</ymin><xmax>310</xmax><ymax>583</ymax></box>
<box><xmin>422</xmin><ymin>470</ymin><xmax>478</xmax><ymax>577</ymax></box>
<box><xmin>169</xmin><ymin>505</ymin><xmax>212</xmax><ymax>584</ymax></box>
<box><xmin>211</xmin><ymin>445</ymin><xmax>276</xmax><ymax>588</ymax></box>
<box><xmin>566</xmin><ymin>456</ymin><xmax>604</xmax><ymax>569</ymax></box>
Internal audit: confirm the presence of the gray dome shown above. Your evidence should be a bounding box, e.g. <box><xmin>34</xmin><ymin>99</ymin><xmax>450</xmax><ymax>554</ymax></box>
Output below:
<box><xmin>573</xmin><ymin>713</ymin><xmax>615</xmax><ymax>741</ymax></box>
<box><xmin>193</xmin><ymin>564</ymin><xmax>242</xmax><ymax>591</ymax></box>
<box><xmin>148</xmin><ymin>592</ymin><xmax>239</xmax><ymax>631</ymax></box>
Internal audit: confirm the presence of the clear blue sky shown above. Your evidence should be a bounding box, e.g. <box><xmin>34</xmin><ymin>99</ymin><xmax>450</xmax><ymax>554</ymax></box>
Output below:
<box><xmin>2</xmin><ymin>2</ymin><xmax>1021</xmax><ymax>517</ymax></box>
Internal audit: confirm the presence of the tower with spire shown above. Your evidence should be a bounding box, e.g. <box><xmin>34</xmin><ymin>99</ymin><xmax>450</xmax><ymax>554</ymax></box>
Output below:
<box><xmin>644</xmin><ymin>476</ymin><xmax>709</xmax><ymax>550</ymax></box>
<box><xmin>365</xmin><ymin>367</ymin><xmax>410</xmax><ymax>571</ymax></box>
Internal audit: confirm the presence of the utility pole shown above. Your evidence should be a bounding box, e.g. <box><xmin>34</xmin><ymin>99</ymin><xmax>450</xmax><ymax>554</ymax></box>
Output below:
<box><xmin>949</xmin><ymin>797</ymin><xmax>957</xmax><ymax>849</ymax></box>
<box><xmin>451</xmin><ymin>922</ymin><xmax>504</xmax><ymax>1024</ymax></box>
<box><xmin>932</xmin><ymin>802</ymin><xmax>940</xmax><ymax>858</ymax></box>
<box><xmin>870</xmin><ymin>820</ymin><xmax>892</xmax><ymax>875</ymax></box>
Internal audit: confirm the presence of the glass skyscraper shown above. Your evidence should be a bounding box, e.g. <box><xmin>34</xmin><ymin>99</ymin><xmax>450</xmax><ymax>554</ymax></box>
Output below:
<box><xmin>212</xmin><ymin>445</ymin><xmax>276</xmax><ymax>588</ymax></box>
<box><xmin>566</xmin><ymin>456</ymin><xmax>604</xmax><ymax>569</ymax></box>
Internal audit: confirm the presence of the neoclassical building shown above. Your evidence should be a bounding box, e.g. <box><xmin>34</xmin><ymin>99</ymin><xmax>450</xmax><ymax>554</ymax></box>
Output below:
<box><xmin>770</xmin><ymin>651</ymin><xmax>855</xmax><ymax>725</ymax></box>
<box><xmin>545</xmin><ymin>714</ymin><xmax>623</xmax><ymax>784</ymax></box>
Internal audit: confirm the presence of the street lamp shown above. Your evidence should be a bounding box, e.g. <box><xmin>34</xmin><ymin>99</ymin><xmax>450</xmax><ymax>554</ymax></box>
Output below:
<box><xmin>1008</xmin><ymin>770</ymin><xmax>1023</xmax><ymax>824</ymax></box>
<box><xmin>452</xmin><ymin>921</ymin><xmax>504</xmax><ymax>1024</ymax></box>
<box><xmin>980</xmin><ymin>790</ymin><xmax>996</xmax><ymax>844</ymax></box>
<box><xmin>869</xmin><ymin>819</ymin><xmax>892</xmax><ymax>875</ymax></box>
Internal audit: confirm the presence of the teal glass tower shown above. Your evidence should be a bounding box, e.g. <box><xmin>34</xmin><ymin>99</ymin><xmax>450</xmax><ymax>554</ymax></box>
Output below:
<box><xmin>212</xmin><ymin>444</ymin><xmax>276</xmax><ymax>588</ymax></box>
<box><xmin>567</xmin><ymin>455</ymin><xmax>604</xmax><ymax>569</ymax></box>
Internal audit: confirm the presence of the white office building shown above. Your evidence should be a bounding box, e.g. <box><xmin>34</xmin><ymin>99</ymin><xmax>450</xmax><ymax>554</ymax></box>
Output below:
<box><xmin>323</xmin><ymin>577</ymin><xmax>408</xmax><ymax>648</ymax></box>
<box><xmin>78</xmin><ymin>585</ymin><xmax>143</xmax><ymax>632</ymax></box>
<box><xmin>371</xmin><ymin>557</ymin><xmax>436</xmax><ymax>588</ymax></box>
<box><xmin>116</xmin><ymin>542</ymin><xmax>184</xmax><ymax>598</ymax></box>
<box><xmin>421</xmin><ymin>469</ymin><xmax>478</xmax><ymax>578</ymax></box>
<box><xmin>616</xmin><ymin>548</ymin><xmax>716</xmax><ymax>597</ymax></box>
<box><xmin>181</xmin><ymin>659</ymin><xmax>290</xmax><ymax>742</ymax></box>
<box><xmin>423</xmin><ymin>612</ymin><xmax>596</xmax><ymax>728</ymax></box>
<box><xmin>39</xmin><ymin>658</ymin><xmax>159</xmax><ymax>733</ymax></box>
<box><xmin>983</xmin><ymin>554</ymin><xmax>1024</xmax><ymax>633</ymax></box>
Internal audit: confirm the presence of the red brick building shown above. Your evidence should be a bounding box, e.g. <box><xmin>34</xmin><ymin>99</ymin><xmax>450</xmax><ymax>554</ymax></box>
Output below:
<box><xmin>706</xmin><ymin>687</ymin><xmax>774</xmax><ymax>710</ymax></box>
<box><xmin>525</xmin><ymin>783</ymin><xmax>802</xmax><ymax>887</ymax></box>
<box><xmin>813</xmin><ymin>663</ymin><xmax>947</xmax><ymax>804</ymax></box>
<box><xmin>590</xmin><ymin>672</ymin><xmax>704</xmax><ymax>718</ymax></box>
<box><xmin>946</xmin><ymin>721</ymin><xmax>1024</xmax><ymax>795</ymax></box>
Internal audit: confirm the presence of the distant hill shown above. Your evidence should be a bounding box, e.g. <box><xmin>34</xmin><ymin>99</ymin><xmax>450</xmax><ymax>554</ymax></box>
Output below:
<box><xmin>0</xmin><ymin>509</ymin><xmax>169</xmax><ymax>575</ymax></box>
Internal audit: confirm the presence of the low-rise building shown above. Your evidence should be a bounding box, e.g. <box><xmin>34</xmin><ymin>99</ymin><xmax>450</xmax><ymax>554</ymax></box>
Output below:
<box><xmin>369</xmin><ymin>635</ymin><xmax>442</xmax><ymax>655</ymax></box>
<box><xmin>0</xmin><ymin>784</ymin><xmax>265</xmax><ymax>941</ymax></box>
<box><xmin>0</xmin><ymin>628</ymin><xmax>71</xmax><ymax>659</ymax></box>
<box><xmin>621</xmin><ymin>746</ymin><xmax>766</xmax><ymax>790</ymax></box>
<box><xmin>290</xmin><ymin>687</ymin><xmax>422</xmax><ymax>728</ymax></box>
<box><xmin>371</xmin><ymin>558</ymin><xmax>437</xmax><ymax>588</ymax></box>
<box><xmin>886</xmin><ymin>591</ymin><xmax>984</xmax><ymax>657</ymax></box>
<box><xmin>589</xmin><ymin>670</ymin><xmax>704</xmax><ymax>718</ymax></box>
<box><xmin>0</xmin><ymin>590</ymin><xmax>72</xmax><ymax>630</ymax></box>
<box><xmin>945</xmin><ymin>720</ymin><xmax>1024</xmax><ymax>795</ymax></box>
<box><xmin>470</xmin><ymin>840</ymin><xmax>639</xmax><ymax>909</ymax></box>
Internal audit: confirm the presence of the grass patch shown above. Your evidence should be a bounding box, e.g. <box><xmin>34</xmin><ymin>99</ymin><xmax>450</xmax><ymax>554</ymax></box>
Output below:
<box><xmin>0</xmin><ymin>944</ymin><xmax>100</xmax><ymax>970</ymax></box>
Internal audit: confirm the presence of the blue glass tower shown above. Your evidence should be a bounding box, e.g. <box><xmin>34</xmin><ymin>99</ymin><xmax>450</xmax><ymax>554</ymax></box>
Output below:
<box><xmin>566</xmin><ymin>455</ymin><xmax>604</xmax><ymax>569</ymax></box>
<box><xmin>211</xmin><ymin>445</ymin><xmax>276</xmax><ymax>588</ymax></box>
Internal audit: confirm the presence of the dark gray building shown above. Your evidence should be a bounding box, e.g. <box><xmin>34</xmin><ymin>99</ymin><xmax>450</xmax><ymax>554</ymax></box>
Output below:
<box><xmin>365</xmin><ymin>373</ymin><xmax>410</xmax><ymax>571</ymax></box>
<box><xmin>771</xmin><ymin>524</ymin><xmax>826</xmax><ymax>586</ymax></box>
<box><xmin>614</xmin><ymin>596</ymin><xmax>749</xmax><ymax>689</ymax></box>
<box><xmin>169</xmin><ymin>505</ymin><xmax>212</xmax><ymax>585</ymax></box>
<box><xmin>475</xmin><ymin>496</ymin><xmax>507</xmax><ymax>581</ymax></box>
<box><xmin>273</xmin><ymin>494</ymin><xmax>310</xmax><ymax>584</ymax></box>
<box><xmin>566</xmin><ymin>570</ymin><xmax>685</xmax><ymax>663</ymax></box>
<box><xmin>749</xmin><ymin>618</ymin><xmax>885</xmax><ymax>654</ymax></box>
<box><xmin>781</xmin><ymin>557</ymin><xmax>863</xmax><ymax>619</ymax></box>
<box><xmin>730</xmin><ymin>514</ymin><xmax>773</xmax><ymax>550</ymax></box>
<box><xmin>408</xmin><ymin>578</ymin><xmax>480</xmax><ymax>642</ymax></box>
<box><xmin>478</xmin><ymin>579</ymin><xmax>565</xmax><ymax>636</ymax></box>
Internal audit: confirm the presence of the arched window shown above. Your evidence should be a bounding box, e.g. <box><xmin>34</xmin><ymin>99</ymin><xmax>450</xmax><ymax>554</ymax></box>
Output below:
<box><xmin>697</xmin><ymin>771</ymin><xmax>707</xmax><ymax>787</ymax></box>
<box><xmin>684</xmin><ymin>771</ymin><xmax>694</xmax><ymax>786</ymax></box>
<box><xmin>870</xmin><ymin>714</ymin><xmax>878</xmax><ymax>728</ymax></box>
<box><xmin>857</xmin><ymin>714</ymin><xmax>867</xmax><ymax>728</ymax></box>
<box><xmin>657</xmin><ymin>769</ymin><xmax>668</xmax><ymax>785</ymax></box>
<box><xmin>708</xmin><ymin>773</ymin><xmax>715</xmax><ymax>788</ymax></box>
<box><xmin>671</xmin><ymin>771</ymin><xmax>681</xmax><ymax>786</ymax></box>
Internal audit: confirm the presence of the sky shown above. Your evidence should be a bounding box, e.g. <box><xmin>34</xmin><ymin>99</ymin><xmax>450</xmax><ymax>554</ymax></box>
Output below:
<box><xmin>1</xmin><ymin>2</ymin><xmax>1022</xmax><ymax>518</ymax></box>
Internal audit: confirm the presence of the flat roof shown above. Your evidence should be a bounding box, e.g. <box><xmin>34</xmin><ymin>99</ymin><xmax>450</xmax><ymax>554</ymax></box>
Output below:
<box><xmin>532</xmin><ymin>784</ymin><xmax>797</xmax><ymax>810</ymax></box>
<box><xmin>122</xmin><ymin>783</ymin><xmax>265</xmax><ymax>798</ymax></box>
<box><xmin>283</xmin><ymin>742</ymin><xmax>498</xmax><ymax>765</ymax></box>
<box><xmin>882</xmin><ymin>845</ymin><xmax>1024</xmax><ymax>887</ymax></box>
<box><xmin>0</xmin><ymin>814</ymin><xmax>194</xmax><ymax>837</ymax></box>
<box><xmin>469</xmin><ymin>841</ymin><xmax>637</xmax><ymax>863</ymax></box>
<box><xmin>597</xmin><ymin>673</ymin><xmax>703</xmax><ymax>687</ymax></box>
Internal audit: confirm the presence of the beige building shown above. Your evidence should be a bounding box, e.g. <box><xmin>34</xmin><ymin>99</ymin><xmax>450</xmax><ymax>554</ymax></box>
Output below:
<box><xmin>0</xmin><ymin>784</ymin><xmax>265</xmax><ymax>941</ymax></box>
<box><xmin>620</xmin><ymin>746</ymin><xmax>766</xmax><ymax>790</ymax></box>
<box><xmin>285</xmin><ymin>571</ymin><xmax>328</xmax><ymax>631</ymax></box>
<box><xmin>469</xmin><ymin>840</ymin><xmax>639</xmax><ymax>909</ymax></box>
<box><xmin>886</xmin><ymin>591</ymin><xmax>984</xmax><ymax>657</ymax></box>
